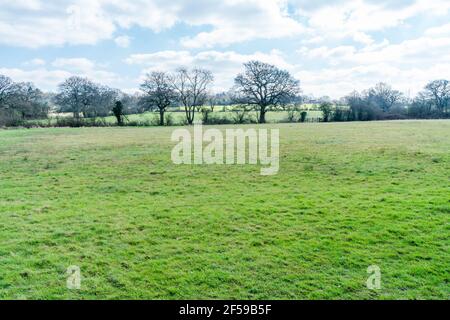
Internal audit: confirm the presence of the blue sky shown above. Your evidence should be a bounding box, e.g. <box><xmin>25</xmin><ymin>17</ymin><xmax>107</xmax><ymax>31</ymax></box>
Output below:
<box><xmin>1</xmin><ymin>0</ymin><xmax>450</xmax><ymax>98</ymax></box>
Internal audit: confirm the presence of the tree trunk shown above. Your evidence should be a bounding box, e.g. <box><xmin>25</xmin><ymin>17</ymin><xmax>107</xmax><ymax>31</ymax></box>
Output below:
<box><xmin>259</xmin><ymin>107</ymin><xmax>267</xmax><ymax>124</ymax></box>
<box><xmin>185</xmin><ymin>106</ymin><xmax>194</xmax><ymax>125</ymax></box>
<box><xmin>115</xmin><ymin>115</ymin><xmax>123</xmax><ymax>126</ymax></box>
<box><xmin>188</xmin><ymin>113</ymin><xmax>194</xmax><ymax>125</ymax></box>
<box><xmin>159</xmin><ymin>110</ymin><xmax>165</xmax><ymax>126</ymax></box>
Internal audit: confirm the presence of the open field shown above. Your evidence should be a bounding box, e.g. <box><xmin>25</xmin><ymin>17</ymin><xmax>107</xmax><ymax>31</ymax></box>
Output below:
<box><xmin>0</xmin><ymin>120</ymin><xmax>449</xmax><ymax>299</ymax></box>
<box><xmin>33</xmin><ymin>109</ymin><xmax>324</xmax><ymax>127</ymax></box>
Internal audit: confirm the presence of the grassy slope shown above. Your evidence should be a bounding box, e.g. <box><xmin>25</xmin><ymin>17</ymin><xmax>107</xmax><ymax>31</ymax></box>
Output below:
<box><xmin>0</xmin><ymin>121</ymin><xmax>449</xmax><ymax>300</ymax></box>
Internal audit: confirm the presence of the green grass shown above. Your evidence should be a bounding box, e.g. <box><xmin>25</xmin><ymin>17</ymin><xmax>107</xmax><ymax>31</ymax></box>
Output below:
<box><xmin>0</xmin><ymin>121</ymin><xmax>449</xmax><ymax>300</ymax></box>
<box><xmin>118</xmin><ymin>110</ymin><xmax>322</xmax><ymax>124</ymax></box>
<box><xmin>34</xmin><ymin>110</ymin><xmax>324</xmax><ymax>126</ymax></box>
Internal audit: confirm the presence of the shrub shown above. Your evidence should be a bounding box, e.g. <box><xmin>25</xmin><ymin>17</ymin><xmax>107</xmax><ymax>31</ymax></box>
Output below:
<box><xmin>319</xmin><ymin>102</ymin><xmax>333</xmax><ymax>122</ymax></box>
<box><xmin>165</xmin><ymin>113</ymin><xmax>175</xmax><ymax>126</ymax></box>
<box><xmin>127</xmin><ymin>119</ymin><xmax>153</xmax><ymax>127</ymax></box>
<box><xmin>332</xmin><ymin>108</ymin><xmax>349</xmax><ymax>122</ymax></box>
<box><xmin>300</xmin><ymin>111</ymin><xmax>308</xmax><ymax>123</ymax></box>
<box><xmin>207</xmin><ymin>114</ymin><xmax>234</xmax><ymax>125</ymax></box>
<box><xmin>232</xmin><ymin>109</ymin><xmax>250</xmax><ymax>124</ymax></box>
<box><xmin>287</xmin><ymin>108</ymin><xmax>298</xmax><ymax>122</ymax></box>
<box><xmin>201</xmin><ymin>108</ymin><xmax>212</xmax><ymax>124</ymax></box>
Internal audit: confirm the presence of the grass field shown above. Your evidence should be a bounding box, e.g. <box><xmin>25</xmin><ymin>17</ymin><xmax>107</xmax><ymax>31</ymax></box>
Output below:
<box><xmin>0</xmin><ymin>121</ymin><xmax>449</xmax><ymax>299</ymax></box>
<box><xmin>35</xmin><ymin>109</ymin><xmax>324</xmax><ymax>127</ymax></box>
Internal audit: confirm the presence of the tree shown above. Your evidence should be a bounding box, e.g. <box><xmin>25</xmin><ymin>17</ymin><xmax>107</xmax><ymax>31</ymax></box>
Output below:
<box><xmin>367</xmin><ymin>82</ymin><xmax>403</xmax><ymax>112</ymax></box>
<box><xmin>9</xmin><ymin>82</ymin><xmax>48</xmax><ymax>119</ymax></box>
<box><xmin>424</xmin><ymin>80</ymin><xmax>449</xmax><ymax>115</ymax></box>
<box><xmin>0</xmin><ymin>76</ymin><xmax>48</xmax><ymax>124</ymax></box>
<box><xmin>0</xmin><ymin>75</ymin><xmax>14</xmax><ymax>110</ymax></box>
<box><xmin>207</xmin><ymin>93</ymin><xmax>216</xmax><ymax>113</ymax></box>
<box><xmin>140</xmin><ymin>72</ymin><xmax>176</xmax><ymax>126</ymax></box>
<box><xmin>121</xmin><ymin>92</ymin><xmax>144</xmax><ymax>115</ymax></box>
<box><xmin>93</xmin><ymin>86</ymin><xmax>120</xmax><ymax>118</ymax></box>
<box><xmin>54</xmin><ymin>77</ymin><xmax>99</xmax><ymax>119</ymax></box>
<box><xmin>171</xmin><ymin>68</ymin><xmax>214</xmax><ymax>125</ymax></box>
<box><xmin>319</xmin><ymin>102</ymin><xmax>333</xmax><ymax>122</ymax></box>
<box><xmin>112</xmin><ymin>101</ymin><xmax>127</xmax><ymax>126</ymax></box>
<box><xmin>234</xmin><ymin>61</ymin><xmax>300</xmax><ymax>123</ymax></box>
<box><xmin>214</xmin><ymin>91</ymin><xmax>233</xmax><ymax>108</ymax></box>
<box><xmin>409</xmin><ymin>92</ymin><xmax>435</xmax><ymax>118</ymax></box>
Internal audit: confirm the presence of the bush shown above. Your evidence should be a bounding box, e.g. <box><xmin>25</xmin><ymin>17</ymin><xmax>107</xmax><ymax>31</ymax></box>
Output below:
<box><xmin>126</xmin><ymin>119</ymin><xmax>153</xmax><ymax>127</ymax></box>
<box><xmin>232</xmin><ymin>110</ymin><xmax>251</xmax><ymax>124</ymax></box>
<box><xmin>165</xmin><ymin>113</ymin><xmax>175</xmax><ymax>126</ymax></box>
<box><xmin>332</xmin><ymin>108</ymin><xmax>349</xmax><ymax>122</ymax></box>
<box><xmin>149</xmin><ymin>113</ymin><xmax>162</xmax><ymax>126</ymax></box>
<box><xmin>319</xmin><ymin>102</ymin><xmax>333</xmax><ymax>122</ymax></box>
<box><xmin>52</xmin><ymin>117</ymin><xmax>112</xmax><ymax>127</ymax></box>
<box><xmin>300</xmin><ymin>111</ymin><xmax>308</xmax><ymax>123</ymax></box>
<box><xmin>206</xmin><ymin>114</ymin><xmax>234</xmax><ymax>125</ymax></box>
<box><xmin>286</xmin><ymin>108</ymin><xmax>298</xmax><ymax>122</ymax></box>
<box><xmin>201</xmin><ymin>108</ymin><xmax>212</xmax><ymax>124</ymax></box>
<box><xmin>0</xmin><ymin>110</ymin><xmax>23</xmax><ymax>127</ymax></box>
<box><xmin>54</xmin><ymin>117</ymin><xmax>81</xmax><ymax>127</ymax></box>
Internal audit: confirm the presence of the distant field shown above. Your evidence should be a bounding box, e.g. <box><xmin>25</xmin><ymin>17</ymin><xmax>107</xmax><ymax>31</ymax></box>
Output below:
<box><xmin>37</xmin><ymin>109</ymin><xmax>324</xmax><ymax>126</ymax></box>
<box><xmin>115</xmin><ymin>110</ymin><xmax>323</xmax><ymax>124</ymax></box>
<box><xmin>0</xmin><ymin>121</ymin><xmax>449</xmax><ymax>299</ymax></box>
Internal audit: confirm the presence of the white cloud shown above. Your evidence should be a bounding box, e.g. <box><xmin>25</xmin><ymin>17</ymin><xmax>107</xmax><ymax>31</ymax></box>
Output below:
<box><xmin>179</xmin><ymin>0</ymin><xmax>304</xmax><ymax>48</ymax></box>
<box><xmin>2</xmin><ymin>0</ymin><xmax>450</xmax><ymax>98</ymax></box>
<box><xmin>126</xmin><ymin>49</ymin><xmax>292</xmax><ymax>92</ymax></box>
<box><xmin>296</xmin><ymin>30</ymin><xmax>450</xmax><ymax>97</ymax></box>
<box><xmin>52</xmin><ymin>58</ymin><xmax>96</xmax><ymax>71</ymax></box>
<box><xmin>0</xmin><ymin>0</ymin><xmax>304</xmax><ymax>48</ymax></box>
<box><xmin>2</xmin><ymin>58</ymin><xmax>121</xmax><ymax>91</ymax></box>
<box><xmin>0</xmin><ymin>68</ymin><xmax>72</xmax><ymax>90</ymax></box>
<box><xmin>298</xmin><ymin>62</ymin><xmax>450</xmax><ymax>98</ymax></box>
<box><xmin>4</xmin><ymin>0</ymin><xmax>42</xmax><ymax>10</ymax></box>
<box><xmin>298</xmin><ymin>46</ymin><xmax>356</xmax><ymax>59</ymax></box>
<box><xmin>425</xmin><ymin>23</ymin><xmax>450</xmax><ymax>37</ymax></box>
<box><xmin>295</xmin><ymin>0</ymin><xmax>450</xmax><ymax>44</ymax></box>
<box><xmin>114</xmin><ymin>35</ymin><xmax>131</xmax><ymax>48</ymax></box>
<box><xmin>23</xmin><ymin>58</ymin><xmax>46</xmax><ymax>67</ymax></box>
<box><xmin>0</xmin><ymin>0</ymin><xmax>116</xmax><ymax>48</ymax></box>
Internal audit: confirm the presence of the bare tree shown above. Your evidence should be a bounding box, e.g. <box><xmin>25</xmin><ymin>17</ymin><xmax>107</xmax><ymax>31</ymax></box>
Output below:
<box><xmin>234</xmin><ymin>61</ymin><xmax>300</xmax><ymax>123</ymax></box>
<box><xmin>367</xmin><ymin>82</ymin><xmax>403</xmax><ymax>112</ymax></box>
<box><xmin>171</xmin><ymin>68</ymin><xmax>214</xmax><ymax>125</ymax></box>
<box><xmin>54</xmin><ymin>77</ymin><xmax>99</xmax><ymax>119</ymax></box>
<box><xmin>93</xmin><ymin>86</ymin><xmax>120</xmax><ymax>118</ymax></box>
<box><xmin>424</xmin><ymin>79</ymin><xmax>450</xmax><ymax>114</ymax></box>
<box><xmin>207</xmin><ymin>93</ymin><xmax>216</xmax><ymax>113</ymax></box>
<box><xmin>409</xmin><ymin>92</ymin><xmax>435</xmax><ymax>118</ymax></box>
<box><xmin>0</xmin><ymin>76</ymin><xmax>48</xmax><ymax>123</ymax></box>
<box><xmin>121</xmin><ymin>92</ymin><xmax>144</xmax><ymax>115</ymax></box>
<box><xmin>140</xmin><ymin>72</ymin><xmax>176</xmax><ymax>126</ymax></box>
<box><xmin>0</xmin><ymin>75</ymin><xmax>14</xmax><ymax>109</ymax></box>
<box><xmin>9</xmin><ymin>82</ymin><xmax>48</xmax><ymax>119</ymax></box>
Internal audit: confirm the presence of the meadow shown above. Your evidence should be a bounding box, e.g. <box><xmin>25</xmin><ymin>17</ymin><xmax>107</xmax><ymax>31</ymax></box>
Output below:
<box><xmin>32</xmin><ymin>106</ymin><xmax>325</xmax><ymax>127</ymax></box>
<box><xmin>0</xmin><ymin>120</ymin><xmax>449</xmax><ymax>299</ymax></box>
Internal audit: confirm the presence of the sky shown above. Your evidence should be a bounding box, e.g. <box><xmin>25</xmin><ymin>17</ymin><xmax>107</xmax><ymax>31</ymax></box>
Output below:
<box><xmin>1</xmin><ymin>0</ymin><xmax>450</xmax><ymax>98</ymax></box>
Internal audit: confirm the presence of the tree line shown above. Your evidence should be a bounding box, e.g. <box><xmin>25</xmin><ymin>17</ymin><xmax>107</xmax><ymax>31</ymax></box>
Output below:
<box><xmin>0</xmin><ymin>76</ymin><xmax>50</xmax><ymax>125</ymax></box>
<box><xmin>1</xmin><ymin>60</ymin><xmax>449</xmax><ymax>127</ymax></box>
